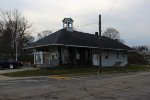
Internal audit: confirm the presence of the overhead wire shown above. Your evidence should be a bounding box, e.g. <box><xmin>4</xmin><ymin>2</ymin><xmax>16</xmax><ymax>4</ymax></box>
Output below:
<box><xmin>102</xmin><ymin>0</ymin><xmax>117</xmax><ymax>21</ymax></box>
<box><xmin>37</xmin><ymin>0</ymin><xmax>117</xmax><ymax>33</ymax></box>
<box><xmin>74</xmin><ymin>0</ymin><xmax>118</xmax><ymax>29</ymax></box>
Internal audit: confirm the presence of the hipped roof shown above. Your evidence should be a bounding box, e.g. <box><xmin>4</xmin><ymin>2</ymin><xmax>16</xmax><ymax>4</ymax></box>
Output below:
<box><xmin>25</xmin><ymin>29</ymin><xmax>132</xmax><ymax>50</ymax></box>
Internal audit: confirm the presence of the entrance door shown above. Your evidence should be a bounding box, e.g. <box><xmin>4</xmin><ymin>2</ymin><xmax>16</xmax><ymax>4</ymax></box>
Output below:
<box><xmin>49</xmin><ymin>53</ymin><xmax>59</xmax><ymax>66</ymax></box>
<box><xmin>92</xmin><ymin>53</ymin><xmax>99</xmax><ymax>66</ymax></box>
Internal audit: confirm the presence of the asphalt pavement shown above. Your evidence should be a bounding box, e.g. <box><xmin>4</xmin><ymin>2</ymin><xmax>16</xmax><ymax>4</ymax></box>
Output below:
<box><xmin>1</xmin><ymin>71</ymin><xmax>150</xmax><ymax>100</ymax></box>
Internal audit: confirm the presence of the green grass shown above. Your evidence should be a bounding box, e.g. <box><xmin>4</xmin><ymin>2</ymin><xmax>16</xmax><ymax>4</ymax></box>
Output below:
<box><xmin>1</xmin><ymin>64</ymin><xmax>150</xmax><ymax>77</ymax></box>
<box><xmin>101</xmin><ymin>64</ymin><xmax>150</xmax><ymax>73</ymax></box>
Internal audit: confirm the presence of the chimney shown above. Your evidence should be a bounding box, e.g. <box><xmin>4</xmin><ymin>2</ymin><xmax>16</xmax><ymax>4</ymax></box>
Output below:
<box><xmin>95</xmin><ymin>32</ymin><xmax>98</xmax><ymax>36</ymax></box>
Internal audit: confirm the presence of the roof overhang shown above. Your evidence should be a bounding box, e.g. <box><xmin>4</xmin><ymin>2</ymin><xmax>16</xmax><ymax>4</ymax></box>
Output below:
<box><xmin>23</xmin><ymin>43</ymin><xmax>132</xmax><ymax>51</ymax></box>
<box><xmin>23</xmin><ymin>43</ymin><xmax>99</xmax><ymax>49</ymax></box>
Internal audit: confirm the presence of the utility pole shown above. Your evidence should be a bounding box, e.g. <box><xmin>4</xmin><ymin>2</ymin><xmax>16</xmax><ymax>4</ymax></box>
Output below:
<box><xmin>16</xmin><ymin>32</ymin><xmax>19</xmax><ymax>61</ymax></box>
<box><xmin>99</xmin><ymin>14</ymin><xmax>102</xmax><ymax>73</ymax></box>
<box><xmin>16</xmin><ymin>36</ymin><xmax>18</xmax><ymax>61</ymax></box>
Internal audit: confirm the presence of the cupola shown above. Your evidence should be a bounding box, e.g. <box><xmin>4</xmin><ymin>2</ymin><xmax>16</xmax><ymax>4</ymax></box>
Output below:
<box><xmin>62</xmin><ymin>18</ymin><xmax>73</xmax><ymax>32</ymax></box>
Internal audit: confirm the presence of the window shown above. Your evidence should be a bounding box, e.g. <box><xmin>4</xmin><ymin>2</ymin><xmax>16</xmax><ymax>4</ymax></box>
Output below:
<box><xmin>64</xmin><ymin>23</ymin><xmax>67</xmax><ymax>28</ymax></box>
<box><xmin>43</xmin><ymin>53</ymin><xmax>49</xmax><ymax>64</ymax></box>
<box><xmin>97</xmin><ymin>53</ymin><xmax>99</xmax><ymax>60</ymax></box>
<box><xmin>123</xmin><ymin>53</ymin><xmax>125</xmax><ymax>58</ymax></box>
<box><xmin>52</xmin><ymin>55</ymin><xmax>55</xmax><ymax>59</ymax></box>
<box><xmin>68</xmin><ymin>22</ymin><xmax>71</xmax><ymax>27</ymax></box>
<box><xmin>105</xmin><ymin>52</ymin><xmax>109</xmax><ymax>59</ymax></box>
<box><xmin>117</xmin><ymin>52</ymin><xmax>119</xmax><ymax>59</ymax></box>
<box><xmin>35</xmin><ymin>53</ymin><xmax>42</xmax><ymax>64</ymax></box>
<box><xmin>76</xmin><ymin>52</ymin><xmax>80</xmax><ymax>59</ymax></box>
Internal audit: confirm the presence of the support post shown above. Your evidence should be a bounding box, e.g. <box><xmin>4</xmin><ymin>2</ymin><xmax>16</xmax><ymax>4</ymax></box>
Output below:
<box><xmin>58</xmin><ymin>46</ymin><xmax>62</xmax><ymax>66</ymax></box>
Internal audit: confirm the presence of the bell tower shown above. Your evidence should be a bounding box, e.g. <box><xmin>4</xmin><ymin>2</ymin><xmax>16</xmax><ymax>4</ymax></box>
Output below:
<box><xmin>62</xmin><ymin>18</ymin><xmax>73</xmax><ymax>32</ymax></box>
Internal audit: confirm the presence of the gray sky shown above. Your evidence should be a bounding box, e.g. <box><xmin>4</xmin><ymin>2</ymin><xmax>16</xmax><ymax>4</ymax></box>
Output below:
<box><xmin>0</xmin><ymin>0</ymin><xmax>150</xmax><ymax>46</ymax></box>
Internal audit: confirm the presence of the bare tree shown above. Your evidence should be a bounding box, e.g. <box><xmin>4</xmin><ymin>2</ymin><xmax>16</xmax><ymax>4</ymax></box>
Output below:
<box><xmin>102</xmin><ymin>28</ymin><xmax>120</xmax><ymax>40</ymax></box>
<box><xmin>37</xmin><ymin>30</ymin><xmax>52</xmax><ymax>40</ymax></box>
<box><xmin>132</xmin><ymin>46</ymin><xmax>149</xmax><ymax>52</ymax></box>
<box><xmin>0</xmin><ymin>9</ymin><xmax>33</xmax><ymax>57</ymax></box>
<box><xmin>102</xmin><ymin>27</ymin><xmax>125</xmax><ymax>44</ymax></box>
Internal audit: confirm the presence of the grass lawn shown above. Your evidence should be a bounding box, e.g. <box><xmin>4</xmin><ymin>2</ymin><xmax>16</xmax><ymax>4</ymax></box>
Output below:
<box><xmin>1</xmin><ymin>64</ymin><xmax>150</xmax><ymax>77</ymax></box>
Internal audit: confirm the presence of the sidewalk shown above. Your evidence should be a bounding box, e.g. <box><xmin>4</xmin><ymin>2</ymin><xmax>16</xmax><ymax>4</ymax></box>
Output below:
<box><xmin>0</xmin><ymin>67</ymin><xmax>38</xmax><ymax>80</ymax></box>
<box><xmin>0</xmin><ymin>67</ymin><xmax>37</xmax><ymax>74</ymax></box>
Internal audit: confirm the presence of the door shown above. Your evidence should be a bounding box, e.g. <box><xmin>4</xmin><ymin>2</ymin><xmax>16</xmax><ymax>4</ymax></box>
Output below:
<box><xmin>92</xmin><ymin>53</ymin><xmax>99</xmax><ymax>66</ymax></box>
<box><xmin>49</xmin><ymin>53</ymin><xmax>59</xmax><ymax>66</ymax></box>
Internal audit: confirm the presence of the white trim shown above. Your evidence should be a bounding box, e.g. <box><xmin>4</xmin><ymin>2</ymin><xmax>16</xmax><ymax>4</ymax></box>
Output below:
<box><xmin>23</xmin><ymin>44</ymin><xmax>99</xmax><ymax>49</ymax></box>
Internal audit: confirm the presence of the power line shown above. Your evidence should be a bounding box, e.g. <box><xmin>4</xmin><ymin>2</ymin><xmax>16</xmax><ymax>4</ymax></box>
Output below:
<box><xmin>74</xmin><ymin>0</ymin><xmax>118</xmax><ymax>29</ymax></box>
<box><xmin>102</xmin><ymin>0</ymin><xmax>118</xmax><ymax>21</ymax></box>
<box><xmin>75</xmin><ymin>22</ymin><xmax>98</xmax><ymax>28</ymax></box>
<box><xmin>49</xmin><ymin>22</ymin><xmax>98</xmax><ymax>32</ymax></box>
<box><xmin>36</xmin><ymin>0</ymin><xmax>118</xmax><ymax>33</ymax></box>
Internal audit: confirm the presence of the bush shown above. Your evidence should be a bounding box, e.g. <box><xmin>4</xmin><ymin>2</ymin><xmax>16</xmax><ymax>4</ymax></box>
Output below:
<box><xmin>128</xmin><ymin>52</ymin><xmax>148</xmax><ymax>65</ymax></box>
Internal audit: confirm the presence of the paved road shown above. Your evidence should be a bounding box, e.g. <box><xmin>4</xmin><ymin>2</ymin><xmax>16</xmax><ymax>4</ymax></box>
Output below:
<box><xmin>1</xmin><ymin>72</ymin><xmax>150</xmax><ymax>100</ymax></box>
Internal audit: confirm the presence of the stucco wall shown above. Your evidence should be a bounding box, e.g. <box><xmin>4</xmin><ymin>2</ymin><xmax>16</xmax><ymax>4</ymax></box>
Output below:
<box><xmin>60</xmin><ymin>47</ymin><xmax>69</xmax><ymax>64</ymax></box>
<box><xmin>92</xmin><ymin>51</ymin><xmax>128</xmax><ymax>67</ymax></box>
<box><xmin>34</xmin><ymin>47</ymin><xmax>128</xmax><ymax>67</ymax></box>
<box><xmin>49</xmin><ymin>47</ymin><xmax>59</xmax><ymax>66</ymax></box>
<box><xmin>34</xmin><ymin>47</ymin><xmax>59</xmax><ymax>66</ymax></box>
<box><xmin>102</xmin><ymin>51</ymin><xmax>127</xmax><ymax>67</ymax></box>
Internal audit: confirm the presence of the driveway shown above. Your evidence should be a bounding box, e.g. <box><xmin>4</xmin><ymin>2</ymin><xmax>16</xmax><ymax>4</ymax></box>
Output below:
<box><xmin>1</xmin><ymin>71</ymin><xmax>150</xmax><ymax>100</ymax></box>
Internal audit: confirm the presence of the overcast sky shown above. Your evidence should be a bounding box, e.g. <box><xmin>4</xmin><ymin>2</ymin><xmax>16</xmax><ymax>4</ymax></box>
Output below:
<box><xmin>0</xmin><ymin>0</ymin><xmax>149</xmax><ymax>46</ymax></box>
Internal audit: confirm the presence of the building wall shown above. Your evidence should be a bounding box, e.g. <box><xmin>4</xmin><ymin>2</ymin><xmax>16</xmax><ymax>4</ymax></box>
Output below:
<box><xmin>49</xmin><ymin>47</ymin><xmax>59</xmax><ymax>66</ymax></box>
<box><xmin>102</xmin><ymin>51</ymin><xmax>127</xmax><ymax>67</ymax></box>
<box><xmin>60</xmin><ymin>47</ymin><xmax>69</xmax><ymax>64</ymax></box>
<box><xmin>34</xmin><ymin>47</ymin><xmax>128</xmax><ymax>67</ymax></box>
<box><xmin>34</xmin><ymin>46</ymin><xmax>59</xmax><ymax>67</ymax></box>
<box><xmin>92</xmin><ymin>51</ymin><xmax>128</xmax><ymax>67</ymax></box>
